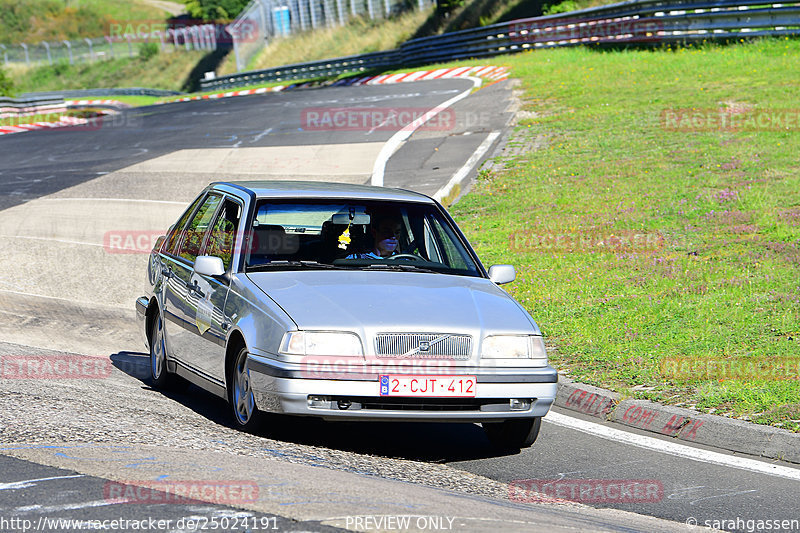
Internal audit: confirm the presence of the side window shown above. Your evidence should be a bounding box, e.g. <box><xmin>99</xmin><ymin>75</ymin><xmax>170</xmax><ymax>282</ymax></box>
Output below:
<box><xmin>423</xmin><ymin>218</ymin><xmax>443</xmax><ymax>263</ymax></box>
<box><xmin>204</xmin><ymin>199</ymin><xmax>242</xmax><ymax>272</ymax></box>
<box><xmin>164</xmin><ymin>194</ymin><xmax>204</xmax><ymax>256</ymax></box>
<box><xmin>177</xmin><ymin>194</ymin><xmax>222</xmax><ymax>263</ymax></box>
<box><xmin>428</xmin><ymin>215</ymin><xmax>471</xmax><ymax>271</ymax></box>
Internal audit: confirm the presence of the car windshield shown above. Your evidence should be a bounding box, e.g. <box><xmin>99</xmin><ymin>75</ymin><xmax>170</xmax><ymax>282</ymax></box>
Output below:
<box><xmin>244</xmin><ymin>199</ymin><xmax>482</xmax><ymax>277</ymax></box>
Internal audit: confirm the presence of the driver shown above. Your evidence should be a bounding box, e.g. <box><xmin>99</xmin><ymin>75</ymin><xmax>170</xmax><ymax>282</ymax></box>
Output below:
<box><xmin>347</xmin><ymin>214</ymin><xmax>402</xmax><ymax>259</ymax></box>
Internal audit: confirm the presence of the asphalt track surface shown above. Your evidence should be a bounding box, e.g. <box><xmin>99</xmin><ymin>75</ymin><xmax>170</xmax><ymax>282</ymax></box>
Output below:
<box><xmin>1</xmin><ymin>78</ymin><xmax>799</xmax><ymax>533</ymax></box>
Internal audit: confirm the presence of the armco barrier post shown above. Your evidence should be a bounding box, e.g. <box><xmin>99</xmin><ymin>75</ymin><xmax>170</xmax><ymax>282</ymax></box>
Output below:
<box><xmin>21</xmin><ymin>43</ymin><xmax>29</xmax><ymax>65</ymax></box>
<box><xmin>337</xmin><ymin>0</ymin><xmax>345</xmax><ymax>24</ymax></box>
<box><xmin>310</xmin><ymin>0</ymin><xmax>319</xmax><ymax>28</ymax></box>
<box><xmin>84</xmin><ymin>38</ymin><xmax>93</xmax><ymax>61</ymax></box>
<box><xmin>105</xmin><ymin>36</ymin><xmax>115</xmax><ymax>59</ymax></box>
<box><xmin>63</xmin><ymin>40</ymin><xmax>73</xmax><ymax>64</ymax></box>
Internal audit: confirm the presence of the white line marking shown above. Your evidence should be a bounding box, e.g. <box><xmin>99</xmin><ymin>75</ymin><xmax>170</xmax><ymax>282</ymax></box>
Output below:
<box><xmin>545</xmin><ymin>411</ymin><xmax>800</xmax><ymax>482</ymax></box>
<box><xmin>251</xmin><ymin>127</ymin><xmax>273</xmax><ymax>143</ymax></box>
<box><xmin>35</xmin><ymin>198</ymin><xmax>186</xmax><ymax>205</ymax></box>
<box><xmin>371</xmin><ymin>77</ymin><xmax>482</xmax><ymax>187</ymax></box>
<box><xmin>16</xmin><ymin>500</ymin><xmax>122</xmax><ymax>513</ymax></box>
<box><xmin>0</xmin><ymin>288</ymin><xmax>119</xmax><ymax>308</ymax></box>
<box><xmin>433</xmin><ymin>131</ymin><xmax>500</xmax><ymax>203</ymax></box>
<box><xmin>0</xmin><ymin>235</ymin><xmax>104</xmax><ymax>248</ymax></box>
<box><xmin>0</xmin><ymin>475</ymin><xmax>84</xmax><ymax>491</ymax></box>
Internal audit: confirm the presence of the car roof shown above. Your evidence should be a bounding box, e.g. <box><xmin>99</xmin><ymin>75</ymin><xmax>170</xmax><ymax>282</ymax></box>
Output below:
<box><xmin>213</xmin><ymin>180</ymin><xmax>435</xmax><ymax>204</ymax></box>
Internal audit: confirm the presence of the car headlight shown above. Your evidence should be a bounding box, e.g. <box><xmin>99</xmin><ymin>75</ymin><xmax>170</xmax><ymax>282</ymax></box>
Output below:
<box><xmin>279</xmin><ymin>331</ymin><xmax>363</xmax><ymax>357</ymax></box>
<box><xmin>481</xmin><ymin>335</ymin><xmax>548</xmax><ymax>366</ymax></box>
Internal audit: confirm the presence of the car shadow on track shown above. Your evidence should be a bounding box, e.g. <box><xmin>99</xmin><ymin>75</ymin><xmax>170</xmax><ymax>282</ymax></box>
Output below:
<box><xmin>110</xmin><ymin>351</ymin><xmax>522</xmax><ymax>462</ymax></box>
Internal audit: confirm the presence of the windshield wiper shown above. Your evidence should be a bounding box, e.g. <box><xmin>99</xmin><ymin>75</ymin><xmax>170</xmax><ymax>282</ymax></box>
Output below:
<box><xmin>246</xmin><ymin>260</ymin><xmax>346</xmax><ymax>271</ymax></box>
<box><xmin>362</xmin><ymin>263</ymin><xmax>441</xmax><ymax>274</ymax></box>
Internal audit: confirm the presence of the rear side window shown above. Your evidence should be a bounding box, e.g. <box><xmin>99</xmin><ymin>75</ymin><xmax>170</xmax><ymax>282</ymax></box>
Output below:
<box><xmin>177</xmin><ymin>194</ymin><xmax>222</xmax><ymax>263</ymax></box>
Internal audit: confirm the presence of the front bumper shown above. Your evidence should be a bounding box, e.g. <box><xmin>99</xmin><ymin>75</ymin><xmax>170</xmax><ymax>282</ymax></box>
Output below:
<box><xmin>135</xmin><ymin>296</ymin><xmax>150</xmax><ymax>350</ymax></box>
<box><xmin>247</xmin><ymin>353</ymin><xmax>557</xmax><ymax>422</ymax></box>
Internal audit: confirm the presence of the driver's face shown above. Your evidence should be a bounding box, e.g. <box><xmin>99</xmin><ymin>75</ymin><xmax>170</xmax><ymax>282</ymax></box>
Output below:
<box><xmin>373</xmin><ymin>220</ymin><xmax>402</xmax><ymax>255</ymax></box>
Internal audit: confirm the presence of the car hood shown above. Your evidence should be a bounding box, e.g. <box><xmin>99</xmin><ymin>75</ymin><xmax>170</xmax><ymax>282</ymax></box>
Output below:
<box><xmin>246</xmin><ymin>270</ymin><xmax>539</xmax><ymax>336</ymax></box>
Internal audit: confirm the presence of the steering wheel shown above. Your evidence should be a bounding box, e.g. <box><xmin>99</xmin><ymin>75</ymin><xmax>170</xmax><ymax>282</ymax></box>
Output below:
<box><xmin>388</xmin><ymin>253</ymin><xmax>424</xmax><ymax>261</ymax></box>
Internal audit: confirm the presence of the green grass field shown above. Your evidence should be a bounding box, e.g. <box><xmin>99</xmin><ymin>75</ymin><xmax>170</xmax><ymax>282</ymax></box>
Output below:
<box><xmin>7</xmin><ymin>50</ymin><xmax>205</xmax><ymax>94</ymax></box>
<box><xmin>0</xmin><ymin>0</ymin><xmax>174</xmax><ymax>43</ymax></box>
<box><xmin>448</xmin><ymin>39</ymin><xmax>800</xmax><ymax>431</ymax></box>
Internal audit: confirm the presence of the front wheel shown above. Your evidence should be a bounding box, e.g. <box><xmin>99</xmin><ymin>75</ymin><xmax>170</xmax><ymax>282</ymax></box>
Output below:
<box><xmin>483</xmin><ymin>417</ymin><xmax>542</xmax><ymax>450</ymax></box>
<box><xmin>228</xmin><ymin>346</ymin><xmax>262</xmax><ymax>432</ymax></box>
<box><xmin>149</xmin><ymin>313</ymin><xmax>186</xmax><ymax>391</ymax></box>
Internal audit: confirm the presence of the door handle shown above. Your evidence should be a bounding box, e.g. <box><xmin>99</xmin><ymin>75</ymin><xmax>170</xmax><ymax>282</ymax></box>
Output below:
<box><xmin>161</xmin><ymin>267</ymin><xmax>172</xmax><ymax>279</ymax></box>
<box><xmin>187</xmin><ymin>281</ymin><xmax>205</xmax><ymax>299</ymax></box>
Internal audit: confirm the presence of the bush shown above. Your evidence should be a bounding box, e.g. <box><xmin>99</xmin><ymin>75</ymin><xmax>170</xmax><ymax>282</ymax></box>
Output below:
<box><xmin>138</xmin><ymin>42</ymin><xmax>160</xmax><ymax>61</ymax></box>
<box><xmin>0</xmin><ymin>67</ymin><xmax>14</xmax><ymax>96</ymax></box>
<box><xmin>543</xmin><ymin>0</ymin><xmax>581</xmax><ymax>15</ymax></box>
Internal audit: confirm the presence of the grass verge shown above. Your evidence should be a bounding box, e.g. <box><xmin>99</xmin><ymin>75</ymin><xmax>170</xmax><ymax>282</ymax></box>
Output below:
<box><xmin>448</xmin><ymin>38</ymin><xmax>800</xmax><ymax>431</ymax></box>
<box><xmin>0</xmin><ymin>0</ymin><xmax>172</xmax><ymax>43</ymax></box>
<box><xmin>218</xmin><ymin>8</ymin><xmax>435</xmax><ymax>76</ymax></box>
<box><xmin>8</xmin><ymin>50</ymin><xmax>206</xmax><ymax>94</ymax></box>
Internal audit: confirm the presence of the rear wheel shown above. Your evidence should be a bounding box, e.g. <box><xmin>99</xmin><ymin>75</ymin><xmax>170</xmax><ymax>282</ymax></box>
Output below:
<box><xmin>228</xmin><ymin>346</ymin><xmax>262</xmax><ymax>432</ymax></box>
<box><xmin>149</xmin><ymin>313</ymin><xmax>186</xmax><ymax>391</ymax></box>
<box><xmin>483</xmin><ymin>417</ymin><xmax>542</xmax><ymax>450</ymax></box>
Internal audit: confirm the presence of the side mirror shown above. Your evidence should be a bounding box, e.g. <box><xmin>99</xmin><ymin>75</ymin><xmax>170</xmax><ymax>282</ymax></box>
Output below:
<box><xmin>488</xmin><ymin>265</ymin><xmax>516</xmax><ymax>285</ymax></box>
<box><xmin>195</xmin><ymin>255</ymin><xmax>225</xmax><ymax>277</ymax></box>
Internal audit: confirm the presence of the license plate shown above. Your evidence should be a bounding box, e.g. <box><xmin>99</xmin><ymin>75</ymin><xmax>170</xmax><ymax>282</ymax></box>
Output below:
<box><xmin>379</xmin><ymin>375</ymin><xmax>476</xmax><ymax>397</ymax></box>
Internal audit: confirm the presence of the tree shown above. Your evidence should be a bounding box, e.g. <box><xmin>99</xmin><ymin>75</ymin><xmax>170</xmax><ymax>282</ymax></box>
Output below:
<box><xmin>184</xmin><ymin>0</ymin><xmax>250</xmax><ymax>21</ymax></box>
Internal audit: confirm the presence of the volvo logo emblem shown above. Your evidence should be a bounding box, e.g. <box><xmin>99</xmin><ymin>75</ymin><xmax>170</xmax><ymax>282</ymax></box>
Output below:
<box><xmin>419</xmin><ymin>341</ymin><xmax>430</xmax><ymax>352</ymax></box>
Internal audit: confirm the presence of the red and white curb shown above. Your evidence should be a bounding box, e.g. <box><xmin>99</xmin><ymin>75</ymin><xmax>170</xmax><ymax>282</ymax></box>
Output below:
<box><xmin>165</xmin><ymin>86</ymin><xmax>287</xmax><ymax>104</ymax></box>
<box><xmin>0</xmin><ymin>112</ymin><xmax>116</xmax><ymax>136</ymax></box>
<box><xmin>66</xmin><ymin>99</ymin><xmax>131</xmax><ymax>108</ymax></box>
<box><xmin>351</xmin><ymin>65</ymin><xmax>509</xmax><ymax>86</ymax></box>
<box><xmin>161</xmin><ymin>65</ymin><xmax>509</xmax><ymax>103</ymax></box>
<box><xmin>0</xmin><ymin>65</ymin><xmax>509</xmax><ymax>136</ymax></box>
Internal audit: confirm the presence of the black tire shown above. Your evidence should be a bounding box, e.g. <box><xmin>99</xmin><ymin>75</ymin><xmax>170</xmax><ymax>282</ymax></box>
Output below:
<box><xmin>483</xmin><ymin>417</ymin><xmax>542</xmax><ymax>450</ymax></box>
<box><xmin>228</xmin><ymin>346</ymin><xmax>262</xmax><ymax>432</ymax></box>
<box><xmin>149</xmin><ymin>313</ymin><xmax>187</xmax><ymax>391</ymax></box>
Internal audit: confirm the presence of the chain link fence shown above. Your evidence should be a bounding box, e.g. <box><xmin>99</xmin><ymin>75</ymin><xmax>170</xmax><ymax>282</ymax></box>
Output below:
<box><xmin>229</xmin><ymin>0</ymin><xmax>435</xmax><ymax>72</ymax></box>
<box><xmin>1</xmin><ymin>24</ymin><xmax>218</xmax><ymax>67</ymax></box>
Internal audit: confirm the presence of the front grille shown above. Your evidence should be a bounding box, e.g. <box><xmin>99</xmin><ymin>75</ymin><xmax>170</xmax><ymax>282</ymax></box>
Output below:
<box><xmin>374</xmin><ymin>333</ymin><xmax>472</xmax><ymax>359</ymax></box>
<box><xmin>334</xmin><ymin>396</ymin><xmax>500</xmax><ymax>411</ymax></box>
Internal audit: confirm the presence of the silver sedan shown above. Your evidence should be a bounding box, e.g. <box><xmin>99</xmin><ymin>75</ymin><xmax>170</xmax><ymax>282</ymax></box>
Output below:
<box><xmin>136</xmin><ymin>181</ymin><xmax>557</xmax><ymax>449</ymax></box>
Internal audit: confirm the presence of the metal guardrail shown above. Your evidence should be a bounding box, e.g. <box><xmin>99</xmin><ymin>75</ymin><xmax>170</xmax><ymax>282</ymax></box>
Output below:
<box><xmin>202</xmin><ymin>0</ymin><xmax>800</xmax><ymax>90</ymax></box>
<box><xmin>205</xmin><ymin>49</ymin><xmax>400</xmax><ymax>90</ymax></box>
<box><xmin>20</xmin><ymin>88</ymin><xmax>185</xmax><ymax>99</ymax></box>
<box><xmin>0</xmin><ymin>96</ymin><xmax>66</xmax><ymax>119</ymax></box>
